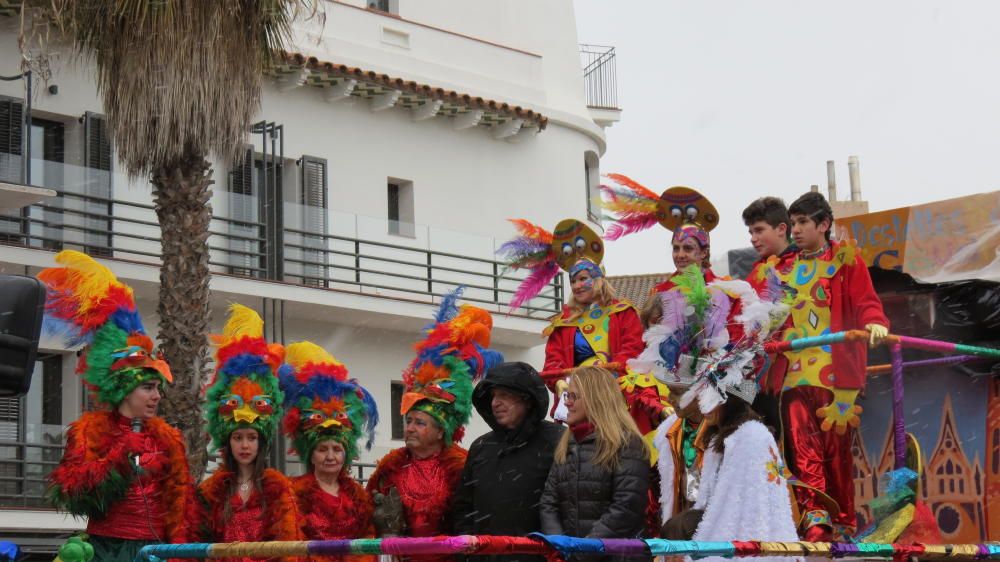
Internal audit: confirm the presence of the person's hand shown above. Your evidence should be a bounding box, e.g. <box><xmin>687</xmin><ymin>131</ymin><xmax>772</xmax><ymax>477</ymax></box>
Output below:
<box><xmin>554</xmin><ymin>379</ymin><xmax>569</xmax><ymax>396</ymax></box>
<box><xmin>815</xmin><ymin>389</ymin><xmax>862</xmax><ymax>435</ymax></box>
<box><xmin>865</xmin><ymin>323</ymin><xmax>889</xmax><ymax>347</ymax></box>
<box><xmin>372</xmin><ymin>488</ymin><xmax>406</xmax><ymax>537</ymax></box>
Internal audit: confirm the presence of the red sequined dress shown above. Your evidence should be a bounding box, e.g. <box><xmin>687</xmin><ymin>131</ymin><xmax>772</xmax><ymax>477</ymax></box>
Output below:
<box><xmin>365</xmin><ymin>445</ymin><xmax>467</xmax><ymax>562</ymax></box>
<box><xmin>198</xmin><ymin>467</ymin><xmax>305</xmax><ymax>562</ymax></box>
<box><xmin>292</xmin><ymin>472</ymin><xmax>375</xmax><ymax>562</ymax></box>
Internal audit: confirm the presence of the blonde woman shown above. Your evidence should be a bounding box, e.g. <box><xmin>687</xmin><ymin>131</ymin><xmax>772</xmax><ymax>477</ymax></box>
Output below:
<box><xmin>539</xmin><ymin>366</ymin><xmax>650</xmax><ymax>560</ymax></box>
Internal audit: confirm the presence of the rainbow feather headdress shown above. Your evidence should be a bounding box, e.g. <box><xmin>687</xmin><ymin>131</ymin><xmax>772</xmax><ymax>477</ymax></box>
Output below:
<box><xmin>279</xmin><ymin>341</ymin><xmax>378</xmax><ymax>468</ymax></box>
<box><xmin>678</xmin><ymin>274</ymin><xmax>792</xmax><ymax>414</ymax></box>
<box><xmin>497</xmin><ymin>218</ymin><xmax>605</xmax><ymax>312</ymax></box>
<box><xmin>600</xmin><ymin>173</ymin><xmax>719</xmax><ymax>245</ymax></box>
<box><xmin>205</xmin><ymin>304</ymin><xmax>285</xmax><ymax>450</ymax></box>
<box><xmin>37</xmin><ymin>250</ymin><xmax>172</xmax><ymax>407</ymax></box>
<box><xmin>401</xmin><ymin>288</ymin><xmax>504</xmax><ymax>444</ymax></box>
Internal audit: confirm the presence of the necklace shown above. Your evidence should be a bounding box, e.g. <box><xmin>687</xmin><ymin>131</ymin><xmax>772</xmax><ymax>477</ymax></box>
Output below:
<box><xmin>238</xmin><ymin>479</ymin><xmax>252</xmax><ymax>492</ymax></box>
<box><xmin>800</xmin><ymin>243</ymin><xmax>829</xmax><ymax>260</ymax></box>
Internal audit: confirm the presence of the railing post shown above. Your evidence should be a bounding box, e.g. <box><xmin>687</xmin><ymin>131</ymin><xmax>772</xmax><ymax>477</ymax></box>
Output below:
<box><xmin>426</xmin><ymin>251</ymin><xmax>433</xmax><ymax>295</ymax></box>
<box><xmin>493</xmin><ymin>262</ymin><xmax>500</xmax><ymax>305</ymax></box>
<box><xmin>355</xmin><ymin>240</ymin><xmax>361</xmax><ymax>283</ymax></box>
<box><xmin>554</xmin><ymin>273</ymin><xmax>563</xmax><ymax>313</ymax></box>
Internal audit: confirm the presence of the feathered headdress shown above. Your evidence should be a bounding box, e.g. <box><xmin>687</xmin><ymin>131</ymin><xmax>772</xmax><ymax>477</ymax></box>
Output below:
<box><xmin>600</xmin><ymin>173</ymin><xmax>719</xmax><ymax>244</ymax></box>
<box><xmin>279</xmin><ymin>341</ymin><xmax>378</xmax><ymax>468</ymax></box>
<box><xmin>626</xmin><ymin>265</ymin><xmax>728</xmax><ymax>388</ymax></box>
<box><xmin>37</xmin><ymin>250</ymin><xmax>172</xmax><ymax>407</ymax></box>
<box><xmin>677</xmin><ymin>275</ymin><xmax>791</xmax><ymax>414</ymax></box>
<box><xmin>205</xmin><ymin>304</ymin><xmax>285</xmax><ymax>451</ymax></box>
<box><xmin>497</xmin><ymin>218</ymin><xmax>605</xmax><ymax>312</ymax></box>
<box><xmin>401</xmin><ymin>288</ymin><xmax>504</xmax><ymax>444</ymax></box>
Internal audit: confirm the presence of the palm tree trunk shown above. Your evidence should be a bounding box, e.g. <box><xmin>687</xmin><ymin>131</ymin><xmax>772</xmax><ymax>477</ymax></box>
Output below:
<box><xmin>151</xmin><ymin>147</ymin><xmax>213</xmax><ymax>481</ymax></box>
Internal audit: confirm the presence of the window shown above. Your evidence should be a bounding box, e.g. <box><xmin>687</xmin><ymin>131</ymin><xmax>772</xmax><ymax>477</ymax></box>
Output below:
<box><xmin>82</xmin><ymin>112</ymin><xmax>113</xmax><ymax>257</ymax></box>
<box><xmin>387</xmin><ymin>178</ymin><xmax>414</xmax><ymax>237</ymax></box>
<box><xmin>227</xmin><ymin>147</ymin><xmax>264</xmax><ymax>277</ymax></box>
<box><xmin>30</xmin><ymin>118</ymin><xmax>65</xmax><ymax>251</ymax></box>
<box><xmin>390</xmin><ymin>381</ymin><xmax>404</xmax><ymax>440</ymax></box>
<box><xmin>367</xmin><ymin>0</ymin><xmax>398</xmax><ymax>14</ymax></box>
<box><xmin>0</xmin><ymin>96</ymin><xmax>25</xmax><ymax>241</ymax></box>
<box><xmin>584</xmin><ymin>151</ymin><xmax>600</xmax><ymax>222</ymax></box>
<box><xmin>298</xmin><ymin>156</ymin><xmax>329</xmax><ymax>288</ymax></box>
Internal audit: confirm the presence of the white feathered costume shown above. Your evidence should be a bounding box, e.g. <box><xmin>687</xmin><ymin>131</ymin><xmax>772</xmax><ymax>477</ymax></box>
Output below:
<box><xmin>691</xmin><ymin>420</ymin><xmax>801</xmax><ymax>562</ymax></box>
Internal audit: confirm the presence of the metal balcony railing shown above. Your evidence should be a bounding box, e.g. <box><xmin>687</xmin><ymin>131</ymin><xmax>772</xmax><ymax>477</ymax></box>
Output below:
<box><xmin>0</xmin><ymin>440</ymin><xmax>62</xmax><ymax>509</ymax></box>
<box><xmin>0</xmin><ymin>436</ymin><xmax>377</xmax><ymax>512</ymax></box>
<box><xmin>579</xmin><ymin>44</ymin><xmax>619</xmax><ymax>110</ymax></box>
<box><xmin>0</xmin><ymin>162</ymin><xmax>564</xmax><ymax>317</ymax></box>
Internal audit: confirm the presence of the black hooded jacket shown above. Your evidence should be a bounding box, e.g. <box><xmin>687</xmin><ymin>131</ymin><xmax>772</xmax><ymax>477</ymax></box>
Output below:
<box><xmin>453</xmin><ymin>362</ymin><xmax>565</xmax><ymax>558</ymax></box>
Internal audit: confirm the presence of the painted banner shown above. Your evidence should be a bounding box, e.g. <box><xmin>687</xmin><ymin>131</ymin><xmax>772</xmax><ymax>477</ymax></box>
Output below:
<box><xmin>834</xmin><ymin>191</ymin><xmax>1000</xmax><ymax>284</ymax></box>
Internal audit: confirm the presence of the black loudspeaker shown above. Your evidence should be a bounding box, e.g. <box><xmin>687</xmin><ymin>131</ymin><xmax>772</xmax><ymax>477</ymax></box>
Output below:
<box><xmin>0</xmin><ymin>274</ymin><xmax>46</xmax><ymax>397</ymax></box>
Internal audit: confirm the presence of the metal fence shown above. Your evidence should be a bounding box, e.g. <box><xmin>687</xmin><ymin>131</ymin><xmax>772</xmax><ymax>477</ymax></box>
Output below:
<box><xmin>579</xmin><ymin>44</ymin><xmax>619</xmax><ymax>110</ymax></box>
<box><xmin>0</xmin><ymin>440</ymin><xmax>62</xmax><ymax>509</ymax></box>
<box><xmin>0</xmin><ymin>436</ymin><xmax>377</xmax><ymax>510</ymax></box>
<box><xmin>0</xmin><ymin>173</ymin><xmax>563</xmax><ymax>317</ymax></box>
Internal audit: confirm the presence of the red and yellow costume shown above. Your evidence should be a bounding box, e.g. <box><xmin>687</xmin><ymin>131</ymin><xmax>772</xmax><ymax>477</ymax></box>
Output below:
<box><xmin>198</xmin><ymin>305</ymin><xmax>304</xmax><ymax>561</ymax></box>
<box><xmin>280</xmin><ymin>341</ymin><xmax>379</xmax><ymax>562</ymax></box>
<box><xmin>198</xmin><ymin>467</ymin><xmax>303</xmax><ymax>562</ymax></box>
<box><xmin>762</xmin><ymin>240</ymin><xmax>889</xmax><ymax>537</ymax></box>
<box><xmin>41</xmin><ymin>251</ymin><xmax>196</xmax><ymax>561</ymax></box>
<box><xmin>365</xmin><ymin>289</ymin><xmax>501</xmax><ymax>562</ymax></box>
<box><xmin>498</xmin><ymin>217</ymin><xmax>652</xmax><ymax>428</ymax></box>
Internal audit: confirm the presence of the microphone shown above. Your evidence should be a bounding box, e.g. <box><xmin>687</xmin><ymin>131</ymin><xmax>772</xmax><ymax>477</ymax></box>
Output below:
<box><xmin>131</xmin><ymin>416</ymin><xmax>143</xmax><ymax>433</ymax></box>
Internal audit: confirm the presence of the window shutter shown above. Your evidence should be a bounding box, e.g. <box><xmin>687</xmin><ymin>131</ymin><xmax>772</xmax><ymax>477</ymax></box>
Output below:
<box><xmin>300</xmin><ymin>156</ymin><xmax>327</xmax><ymax>287</ymax></box>
<box><xmin>83</xmin><ymin>112</ymin><xmax>113</xmax><ymax>256</ymax></box>
<box><xmin>0</xmin><ymin>396</ymin><xmax>21</xmax><ymax>440</ymax></box>
<box><xmin>228</xmin><ymin>147</ymin><xmax>256</xmax><ymax>276</ymax></box>
<box><xmin>0</xmin><ymin>96</ymin><xmax>24</xmax><ymax>239</ymax></box>
<box><xmin>0</xmin><ymin>96</ymin><xmax>23</xmax><ymax>182</ymax></box>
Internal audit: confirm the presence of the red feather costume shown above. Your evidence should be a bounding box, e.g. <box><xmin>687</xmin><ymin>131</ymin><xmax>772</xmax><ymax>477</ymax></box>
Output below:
<box><xmin>365</xmin><ymin>444</ymin><xmax>467</xmax><ymax>562</ymax></box>
<box><xmin>292</xmin><ymin>473</ymin><xmax>375</xmax><ymax>562</ymax></box>
<box><xmin>49</xmin><ymin>410</ymin><xmax>197</xmax><ymax>543</ymax></box>
<box><xmin>198</xmin><ymin>467</ymin><xmax>304</xmax><ymax>562</ymax></box>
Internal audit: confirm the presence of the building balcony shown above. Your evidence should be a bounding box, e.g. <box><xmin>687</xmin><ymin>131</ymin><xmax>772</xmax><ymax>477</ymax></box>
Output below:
<box><xmin>287</xmin><ymin>1</ymin><xmax>547</xmax><ymax>113</ymax></box>
<box><xmin>0</xmin><ymin>159</ymin><xmax>564</xmax><ymax>343</ymax></box>
<box><xmin>579</xmin><ymin>44</ymin><xmax>621</xmax><ymax>128</ymax></box>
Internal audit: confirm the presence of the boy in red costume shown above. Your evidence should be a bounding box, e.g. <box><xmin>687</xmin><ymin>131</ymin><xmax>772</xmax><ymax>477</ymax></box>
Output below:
<box><xmin>769</xmin><ymin>192</ymin><xmax>889</xmax><ymax>541</ymax></box>
<box><xmin>42</xmin><ymin>251</ymin><xmax>197</xmax><ymax>561</ymax></box>
<box><xmin>742</xmin><ymin>196</ymin><xmax>797</xmax><ymax>432</ymax></box>
<box><xmin>367</xmin><ymin>289</ymin><xmax>503</xmax><ymax>562</ymax></box>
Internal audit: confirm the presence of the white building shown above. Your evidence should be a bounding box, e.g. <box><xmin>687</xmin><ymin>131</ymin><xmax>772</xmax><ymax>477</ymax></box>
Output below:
<box><xmin>0</xmin><ymin>0</ymin><xmax>619</xmax><ymax>553</ymax></box>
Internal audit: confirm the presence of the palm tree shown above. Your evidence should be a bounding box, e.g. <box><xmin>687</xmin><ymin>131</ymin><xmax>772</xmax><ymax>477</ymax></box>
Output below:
<box><xmin>21</xmin><ymin>1</ymin><xmax>310</xmax><ymax>479</ymax></box>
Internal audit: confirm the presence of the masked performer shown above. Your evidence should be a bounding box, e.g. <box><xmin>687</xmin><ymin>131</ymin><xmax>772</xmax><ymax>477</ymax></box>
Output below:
<box><xmin>198</xmin><ymin>305</ymin><xmax>303</xmax><ymax>562</ymax></box>
<box><xmin>43</xmin><ymin>251</ymin><xmax>197</xmax><ymax>561</ymax></box>
<box><xmin>497</xmin><ymin>218</ymin><xmax>649</xmax><ymax>425</ymax></box>
<box><xmin>366</xmin><ymin>290</ymin><xmax>503</xmax><ymax>562</ymax></box>
<box><xmin>281</xmin><ymin>341</ymin><xmax>378</xmax><ymax>562</ymax></box>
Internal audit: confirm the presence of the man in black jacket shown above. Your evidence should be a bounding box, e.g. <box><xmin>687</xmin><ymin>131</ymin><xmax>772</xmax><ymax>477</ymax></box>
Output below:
<box><xmin>453</xmin><ymin>362</ymin><xmax>565</xmax><ymax>561</ymax></box>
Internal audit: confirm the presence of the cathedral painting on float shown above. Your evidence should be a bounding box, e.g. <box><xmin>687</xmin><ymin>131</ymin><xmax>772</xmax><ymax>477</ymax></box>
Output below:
<box><xmin>854</xmin><ymin>369</ymin><xmax>1000</xmax><ymax>542</ymax></box>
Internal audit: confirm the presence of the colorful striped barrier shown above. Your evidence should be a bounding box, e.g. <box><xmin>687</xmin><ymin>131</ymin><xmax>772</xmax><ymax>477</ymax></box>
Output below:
<box><xmin>762</xmin><ymin>330</ymin><xmax>1000</xmax><ymax>359</ymax></box>
<box><xmin>765</xmin><ymin>330</ymin><xmax>1000</xmax><ymax>470</ymax></box>
<box><xmin>136</xmin><ymin>537</ymin><xmax>1000</xmax><ymax>561</ymax></box>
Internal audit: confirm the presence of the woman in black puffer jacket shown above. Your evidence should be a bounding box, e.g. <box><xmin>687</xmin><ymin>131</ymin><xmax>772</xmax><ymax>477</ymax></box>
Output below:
<box><xmin>540</xmin><ymin>366</ymin><xmax>651</xmax><ymax>561</ymax></box>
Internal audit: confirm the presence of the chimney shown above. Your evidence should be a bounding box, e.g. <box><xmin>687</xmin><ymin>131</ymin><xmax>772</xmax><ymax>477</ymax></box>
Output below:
<box><xmin>810</xmin><ymin>184</ymin><xmax>819</xmax><ymax>193</ymax></box>
<box><xmin>826</xmin><ymin>160</ymin><xmax>837</xmax><ymax>201</ymax></box>
<box><xmin>848</xmin><ymin>155</ymin><xmax>861</xmax><ymax>201</ymax></box>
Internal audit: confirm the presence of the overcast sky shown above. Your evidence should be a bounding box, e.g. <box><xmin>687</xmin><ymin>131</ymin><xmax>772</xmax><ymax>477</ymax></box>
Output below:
<box><xmin>574</xmin><ymin>1</ymin><xmax>1000</xmax><ymax>276</ymax></box>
